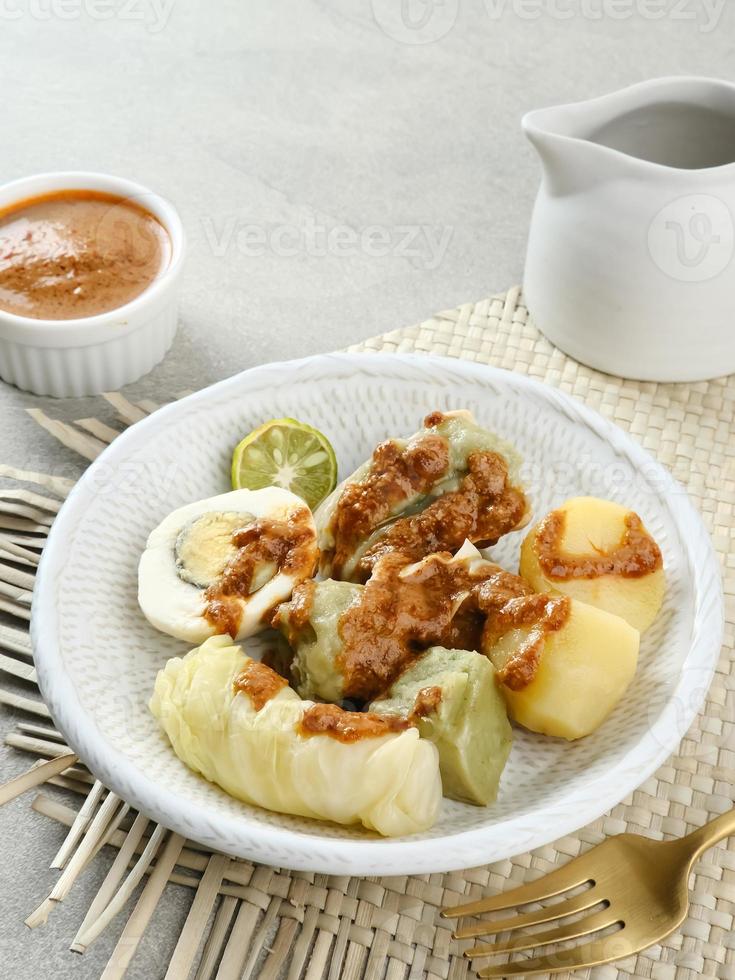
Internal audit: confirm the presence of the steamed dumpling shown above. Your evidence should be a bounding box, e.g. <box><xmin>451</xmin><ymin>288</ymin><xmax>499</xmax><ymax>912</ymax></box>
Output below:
<box><xmin>150</xmin><ymin>636</ymin><xmax>442</xmax><ymax>836</ymax></box>
<box><xmin>138</xmin><ymin>487</ymin><xmax>318</xmax><ymax>643</ymax></box>
<box><xmin>370</xmin><ymin>647</ymin><xmax>512</xmax><ymax>806</ymax></box>
<box><xmin>315</xmin><ymin>410</ymin><xmax>529</xmax><ymax>582</ymax></box>
<box><xmin>276</xmin><ymin>578</ymin><xmax>362</xmax><ymax>703</ymax></box>
<box><xmin>275</xmin><ymin>541</ymin><xmax>498</xmax><ymax>703</ymax></box>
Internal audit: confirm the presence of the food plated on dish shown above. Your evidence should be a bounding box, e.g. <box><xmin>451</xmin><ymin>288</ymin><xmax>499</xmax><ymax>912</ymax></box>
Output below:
<box><xmin>315</xmin><ymin>409</ymin><xmax>529</xmax><ymax>581</ymax></box>
<box><xmin>138</xmin><ymin>486</ymin><xmax>318</xmax><ymax>643</ymax></box>
<box><xmin>32</xmin><ymin>353</ymin><xmax>720</xmax><ymax>875</ymax></box>
<box><xmin>142</xmin><ymin>408</ymin><xmax>665</xmax><ymax>836</ymax></box>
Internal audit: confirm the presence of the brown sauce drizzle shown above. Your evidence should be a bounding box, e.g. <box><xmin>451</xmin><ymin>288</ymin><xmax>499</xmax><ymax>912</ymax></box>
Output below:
<box><xmin>333</xmin><ymin>548</ymin><xmax>571</xmax><ymax>697</ymax></box>
<box><xmin>535</xmin><ymin>510</ymin><xmax>663</xmax><ymax>580</ymax></box>
<box><xmin>479</xmin><ymin>576</ymin><xmax>571</xmax><ymax>692</ymax></box>
<box><xmin>356</xmin><ymin>450</ymin><xmax>527</xmax><ymax>582</ymax></box>
<box><xmin>300</xmin><ymin>685</ymin><xmax>444</xmax><ymax>743</ymax></box>
<box><xmin>273</xmin><ymin>577</ymin><xmax>316</xmax><ymax>645</ymax></box>
<box><xmin>280</xmin><ymin>543</ymin><xmax>571</xmax><ymax>701</ymax></box>
<box><xmin>233</xmin><ymin>660</ymin><xmax>289</xmax><ymax>711</ymax></box>
<box><xmin>437</xmin><ymin>601</ymin><xmax>486</xmax><ymax>653</ymax></box>
<box><xmin>204</xmin><ymin>510</ymin><xmax>317</xmax><ymax>637</ymax></box>
<box><xmin>336</xmin><ymin>550</ymin><xmax>498</xmax><ymax>701</ymax></box>
<box><xmin>328</xmin><ymin>412</ymin><xmax>527</xmax><ymax>582</ymax></box>
<box><xmin>411</xmin><ymin>685</ymin><xmax>443</xmax><ymax>719</ymax></box>
<box><xmin>330</xmin><ymin>427</ymin><xmax>450</xmax><ymax>579</ymax></box>
<box><xmin>234</xmin><ymin>658</ymin><xmax>415</xmax><ymax>744</ymax></box>
<box><xmin>297</xmin><ymin>702</ymin><xmax>411</xmax><ymax>742</ymax></box>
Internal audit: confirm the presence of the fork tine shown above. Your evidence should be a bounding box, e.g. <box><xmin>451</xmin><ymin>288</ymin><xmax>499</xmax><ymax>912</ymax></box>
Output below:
<box><xmin>442</xmin><ymin>852</ymin><xmax>598</xmax><ymax>918</ymax></box>
<box><xmin>466</xmin><ymin>908</ymin><xmax>619</xmax><ymax>958</ymax></box>
<box><xmin>453</xmin><ymin>889</ymin><xmax>604</xmax><ymax>940</ymax></box>
<box><xmin>475</xmin><ymin>936</ymin><xmax>632</xmax><ymax>978</ymax></box>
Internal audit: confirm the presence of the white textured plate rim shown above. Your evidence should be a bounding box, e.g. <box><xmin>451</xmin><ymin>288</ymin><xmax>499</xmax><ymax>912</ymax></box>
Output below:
<box><xmin>31</xmin><ymin>352</ymin><xmax>724</xmax><ymax>876</ymax></box>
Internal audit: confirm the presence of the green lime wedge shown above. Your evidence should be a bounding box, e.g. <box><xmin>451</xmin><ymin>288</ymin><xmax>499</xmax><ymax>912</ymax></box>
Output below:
<box><xmin>231</xmin><ymin>417</ymin><xmax>338</xmax><ymax>511</ymax></box>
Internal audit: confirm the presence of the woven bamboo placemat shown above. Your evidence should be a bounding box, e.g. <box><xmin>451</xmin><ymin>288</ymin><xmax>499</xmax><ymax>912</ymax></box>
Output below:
<box><xmin>1</xmin><ymin>286</ymin><xmax>733</xmax><ymax>980</ymax></box>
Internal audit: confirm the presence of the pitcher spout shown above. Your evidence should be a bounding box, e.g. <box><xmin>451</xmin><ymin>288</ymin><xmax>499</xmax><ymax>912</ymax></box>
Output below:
<box><xmin>523</xmin><ymin>77</ymin><xmax>735</xmax><ymax>196</ymax></box>
<box><xmin>522</xmin><ymin>104</ymin><xmax>631</xmax><ymax>196</ymax></box>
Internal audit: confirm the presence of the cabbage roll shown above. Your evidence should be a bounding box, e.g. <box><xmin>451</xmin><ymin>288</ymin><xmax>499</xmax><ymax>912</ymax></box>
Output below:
<box><xmin>369</xmin><ymin>646</ymin><xmax>512</xmax><ymax>806</ymax></box>
<box><xmin>274</xmin><ymin>542</ymin><xmax>500</xmax><ymax>703</ymax></box>
<box><xmin>315</xmin><ymin>410</ymin><xmax>528</xmax><ymax>582</ymax></box>
<box><xmin>150</xmin><ymin>635</ymin><xmax>442</xmax><ymax>836</ymax></box>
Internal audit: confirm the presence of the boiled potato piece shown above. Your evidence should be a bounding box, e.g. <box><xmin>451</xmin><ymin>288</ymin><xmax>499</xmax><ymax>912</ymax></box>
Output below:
<box><xmin>520</xmin><ymin>496</ymin><xmax>665</xmax><ymax>632</ymax></box>
<box><xmin>484</xmin><ymin>599</ymin><xmax>639</xmax><ymax>740</ymax></box>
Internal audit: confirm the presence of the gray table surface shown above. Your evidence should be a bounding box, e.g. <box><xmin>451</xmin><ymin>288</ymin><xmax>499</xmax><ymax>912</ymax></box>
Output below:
<box><xmin>0</xmin><ymin>2</ymin><xmax>730</xmax><ymax>977</ymax></box>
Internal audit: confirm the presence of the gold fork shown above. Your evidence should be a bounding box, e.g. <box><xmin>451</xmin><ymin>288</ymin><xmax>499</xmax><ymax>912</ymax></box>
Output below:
<box><xmin>442</xmin><ymin>807</ymin><xmax>735</xmax><ymax>977</ymax></box>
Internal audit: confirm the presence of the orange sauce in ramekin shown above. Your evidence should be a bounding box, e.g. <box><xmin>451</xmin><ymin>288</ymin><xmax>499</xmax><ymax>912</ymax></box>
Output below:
<box><xmin>0</xmin><ymin>189</ymin><xmax>171</xmax><ymax>320</ymax></box>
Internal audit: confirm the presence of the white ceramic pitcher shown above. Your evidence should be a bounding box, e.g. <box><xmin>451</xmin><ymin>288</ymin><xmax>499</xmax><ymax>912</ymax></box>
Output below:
<box><xmin>523</xmin><ymin>77</ymin><xmax>735</xmax><ymax>382</ymax></box>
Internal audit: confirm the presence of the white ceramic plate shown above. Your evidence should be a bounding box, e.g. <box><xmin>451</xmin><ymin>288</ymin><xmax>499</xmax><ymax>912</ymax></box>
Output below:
<box><xmin>32</xmin><ymin>353</ymin><xmax>723</xmax><ymax>876</ymax></box>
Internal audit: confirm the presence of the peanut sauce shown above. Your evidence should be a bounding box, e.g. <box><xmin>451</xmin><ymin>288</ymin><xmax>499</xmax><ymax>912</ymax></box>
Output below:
<box><xmin>355</xmin><ymin>451</ymin><xmax>527</xmax><ymax>582</ymax></box>
<box><xmin>234</xmin><ymin>659</ymin><xmax>415</xmax><ymax>744</ymax></box>
<box><xmin>473</xmin><ymin>565</ymin><xmax>570</xmax><ymax>691</ymax></box>
<box><xmin>337</xmin><ymin>551</ymin><xmax>571</xmax><ymax>696</ymax></box>
<box><xmin>233</xmin><ymin>660</ymin><xmax>289</xmax><ymax>710</ymax></box>
<box><xmin>411</xmin><ymin>685</ymin><xmax>443</xmax><ymax>718</ymax></box>
<box><xmin>535</xmin><ymin>510</ymin><xmax>663</xmax><ymax>580</ymax></box>
<box><xmin>204</xmin><ymin>510</ymin><xmax>317</xmax><ymax>637</ymax></box>
<box><xmin>330</xmin><ymin>429</ymin><xmax>450</xmax><ymax>579</ymax></box>
<box><xmin>282</xmin><ymin>541</ymin><xmax>569</xmax><ymax>699</ymax></box>
<box><xmin>336</xmin><ymin>550</ymin><xmax>497</xmax><ymax>701</ymax></box>
<box><xmin>0</xmin><ymin>190</ymin><xmax>170</xmax><ymax>320</ymax></box>
<box><xmin>273</xmin><ymin>578</ymin><xmax>316</xmax><ymax>648</ymax></box>
<box><xmin>300</xmin><ymin>685</ymin><xmax>444</xmax><ymax>743</ymax></box>
<box><xmin>297</xmin><ymin>702</ymin><xmax>411</xmax><ymax>742</ymax></box>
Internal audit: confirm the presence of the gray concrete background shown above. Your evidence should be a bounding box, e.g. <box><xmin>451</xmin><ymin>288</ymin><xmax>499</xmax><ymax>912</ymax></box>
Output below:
<box><xmin>0</xmin><ymin>1</ymin><xmax>731</xmax><ymax>977</ymax></box>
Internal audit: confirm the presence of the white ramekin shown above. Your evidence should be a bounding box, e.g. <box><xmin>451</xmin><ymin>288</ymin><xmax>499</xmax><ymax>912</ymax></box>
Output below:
<box><xmin>0</xmin><ymin>172</ymin><xmax>185</xmax><ymax>397</ymax></box>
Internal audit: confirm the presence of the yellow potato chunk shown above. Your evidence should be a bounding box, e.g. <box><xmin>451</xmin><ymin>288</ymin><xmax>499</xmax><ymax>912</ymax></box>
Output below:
<box><xmin>520</xmin><ymin>496</ymin><xmax>665</xmax><ymax>632</ymax></box>
<box><xmin>484</xmin><ymin>599</ymin><xmax>640</xmax><ymax>740</ymax></box>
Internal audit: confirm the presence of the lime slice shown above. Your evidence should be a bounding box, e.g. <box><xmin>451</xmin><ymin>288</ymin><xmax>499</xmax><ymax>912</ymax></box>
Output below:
<box><xmin>231</xmin><ymin>418</ymin><xmax>337</xmax><ymax>510</ymax></box>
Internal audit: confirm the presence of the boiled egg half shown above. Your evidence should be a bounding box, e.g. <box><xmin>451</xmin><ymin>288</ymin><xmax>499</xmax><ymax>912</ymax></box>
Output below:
<box><xmin>138</xmin><ymin>487</ymin><xmax>318</xmax><ymax>643</ymax></box>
